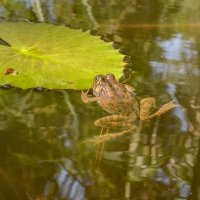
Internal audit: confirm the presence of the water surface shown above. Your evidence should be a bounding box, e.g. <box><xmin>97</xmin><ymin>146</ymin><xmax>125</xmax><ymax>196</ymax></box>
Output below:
<box><xmin>0</xmin><ymin>1</ymin><xmax>200</xmax><ymax>199</ymax></box>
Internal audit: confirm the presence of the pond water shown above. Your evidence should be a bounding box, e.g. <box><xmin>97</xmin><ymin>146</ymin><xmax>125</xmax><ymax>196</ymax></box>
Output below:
<box><xmin>0</xmin><ymin>0</ymin><xmax>200</xmax><ymax>200</ymax></box>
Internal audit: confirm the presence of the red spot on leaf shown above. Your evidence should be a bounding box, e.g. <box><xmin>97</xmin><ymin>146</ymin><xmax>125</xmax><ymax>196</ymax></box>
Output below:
<box><xmin>3</xmin><ymin>68</ymin><xmax>18</xmax><ymax>75</ymax></box>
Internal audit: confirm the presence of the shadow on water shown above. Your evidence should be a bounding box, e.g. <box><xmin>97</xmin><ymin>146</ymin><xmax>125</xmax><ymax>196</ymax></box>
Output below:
<box><xmin>0</xmin><ymin>0</ymin><xmax>200</xmax><ymax>199</ymax></box>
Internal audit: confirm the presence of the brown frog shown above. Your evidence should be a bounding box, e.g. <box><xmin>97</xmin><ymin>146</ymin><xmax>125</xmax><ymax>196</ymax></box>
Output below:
<box><xmin>81</xmin><ymin>74</ymin><xmax>176</xmax><ymax>142</ymax></box>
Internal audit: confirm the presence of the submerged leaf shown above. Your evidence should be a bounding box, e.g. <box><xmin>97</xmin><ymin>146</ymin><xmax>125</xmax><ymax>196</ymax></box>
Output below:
<box><xmin>0</xmin><ymin>22</ymin><xmax>124</xmax><ymax>89</ymax></box>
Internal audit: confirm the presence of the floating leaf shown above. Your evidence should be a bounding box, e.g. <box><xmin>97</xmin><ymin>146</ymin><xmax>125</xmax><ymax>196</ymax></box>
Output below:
<box><xmin>0</xmin><ymin>22</ymin><xmax>124</xmax><ymax>89</ymax></box>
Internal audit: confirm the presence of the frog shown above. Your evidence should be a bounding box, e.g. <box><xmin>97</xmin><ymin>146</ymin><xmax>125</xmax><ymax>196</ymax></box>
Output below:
<box><xmin>81</xmin><ymin>74</ymin><xmax>176</xmax><ymax>142</ymax></box>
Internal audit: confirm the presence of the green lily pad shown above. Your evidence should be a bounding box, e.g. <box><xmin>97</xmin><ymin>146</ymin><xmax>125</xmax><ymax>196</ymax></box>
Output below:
<box><xmin>0</xmin><ymin>22</ymin><xmax>124</xmax><ymax>89</ymax></box>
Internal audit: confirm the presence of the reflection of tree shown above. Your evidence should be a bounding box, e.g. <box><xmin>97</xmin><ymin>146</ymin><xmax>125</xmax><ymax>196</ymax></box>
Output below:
<box><xmin>100</xmin><ymin>113</ymin><xmax>199</xmax><ymax>199</ymax></box>
<box><xmin>0</xmin><ymin>0</ymin><xmax>36</xmax><ymax>21</ymax></box>
<box><xmin>0</xmin><ymin>88</ymin><xmax>98</xmax><ymax>199</ymax></box>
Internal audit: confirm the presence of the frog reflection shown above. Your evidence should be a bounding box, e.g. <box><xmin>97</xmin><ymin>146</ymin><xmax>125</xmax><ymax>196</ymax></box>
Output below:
<box><xmin>81</xmin><ymin>74</ymin><xmax>176</xmax><ymax>142</ymax></box>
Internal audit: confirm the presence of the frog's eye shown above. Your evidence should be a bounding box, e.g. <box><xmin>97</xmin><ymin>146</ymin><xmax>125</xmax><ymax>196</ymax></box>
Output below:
<box><xmin>95</xmin><ymin>75</ymin><xmax>103</xmax><ymax>81</ymax></box>
<box><xmin>106</xmin><ymin>73</ymin><xmax>115</xmax><ymax>81</ymax></box>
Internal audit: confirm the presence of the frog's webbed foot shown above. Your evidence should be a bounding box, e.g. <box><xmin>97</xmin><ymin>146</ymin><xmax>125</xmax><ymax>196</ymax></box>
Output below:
<box><xmin>81</xmin><ymin>90</ymin><xmax>99</xmax><ymax>103</ymax></box>
<box><xmin>139</xmin><ymin>97</ymin><xmax>176</xmax><ymax>120</ymax></box>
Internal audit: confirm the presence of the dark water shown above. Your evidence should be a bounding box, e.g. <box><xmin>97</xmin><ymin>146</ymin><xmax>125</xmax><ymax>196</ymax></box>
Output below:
<box><xmin>0</xmin><ymin>1</ymin><xmax>200</xmax><ymax>199</ymax></box>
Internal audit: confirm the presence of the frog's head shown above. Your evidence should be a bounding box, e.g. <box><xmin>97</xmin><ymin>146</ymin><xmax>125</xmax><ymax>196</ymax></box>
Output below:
<box><xmin>93</xmin><ymin>74</ymin><xmax>106</xmax><ymax>97</ymax></box>
<box><xmin>93</xmin><ymin>74</ymin><xmax>116</xmax><ymax>97</ymax></box>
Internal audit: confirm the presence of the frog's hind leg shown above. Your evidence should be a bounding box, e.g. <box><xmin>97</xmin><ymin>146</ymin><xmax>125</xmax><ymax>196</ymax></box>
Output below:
<box><xmin>88</xmin><ymin>115</ymin><xmax>136</xmax><ymax>144</ymax></box>
<box><xmin>140</xmin><ymin>98</ymin><xmax>176</xmax><ymax>120</ymax></box>
<box><xmin>90</xmin><ymin>125</ymin><xmax>136</xmax><ymax>143</ymax></box>
<box><xmin>139</xmin><ymin>97</ymin><xmax>155</xmax><ymax>120</ymax></box>
<box><xmin>95</xmin><ymin>115</ymin><xmax>127</xmax><ymax>128</ymax></box>
<box><xmin>146</xmin><ymin>101</ymin><xmax>176</xmax><ymax>119</ymax></box>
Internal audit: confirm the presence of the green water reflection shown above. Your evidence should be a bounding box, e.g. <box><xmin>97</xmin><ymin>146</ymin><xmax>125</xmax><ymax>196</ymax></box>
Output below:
<box><xmin>0</xmin><ymin>0</ymin><xmax>200</xmax><ymax>199</ymax></box>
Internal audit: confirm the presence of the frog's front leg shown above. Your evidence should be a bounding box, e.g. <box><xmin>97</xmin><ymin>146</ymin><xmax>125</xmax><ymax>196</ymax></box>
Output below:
<box><xmin>81</xmin><ymin>90</ymin><xmax>99</xmax><ymax>103</ymax></box>
<box><xmin>124</xmin><ymin>84</ymin><xmax>136</xmax><ymax>95</ymax></box>
<box><xmin>139</xmin><ymin>97</ymin><xmax>176</xmax><ymax>120</ymax></box>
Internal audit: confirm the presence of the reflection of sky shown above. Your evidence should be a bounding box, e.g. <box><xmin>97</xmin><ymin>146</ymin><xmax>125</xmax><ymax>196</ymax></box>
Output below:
<box><xmin>167</xmin><ymin>83</ymin><xmax>189</xmax><ymax>132</ymax></box>
<box><xmin>55</xmin><ymin>167</ymin><xmax>85</xmax><ymax>200</ymax></box>
<box><xmin>0</xmin><ymin>6</ymin><xmax>4</xmax><ymax>16</ymax></box>
<box><xmin>150</xmin><ymin>34</ymin><xmax>200</xmax><ymax>196</ymax></box>
<box><xmin>16</xmin><ymin>0</ymin><xmax>32</xmax><ymax>8</ymax></box>
<box><xmin>155</xmin><ymin>168</ymin><xmax>191</xmax><ymax>199</ymax></box>
<box><xmin>157</xmin><ymin>34</ymin><xmax>197</xmax><ymax>61</ymax></box>
<box><xmin>150</xmin><ymin>34</ymin><xmax>198</xmax><ymax>132</ymax></box>
<box><xmin>154</xmin><ymin>32</ymin><xmax>197</xmax><ymax>73</ymax></box>
<box><xmin>150</xmin><ymin>33</ymin><xmax>198</xmax><ymax>79</ymax></box>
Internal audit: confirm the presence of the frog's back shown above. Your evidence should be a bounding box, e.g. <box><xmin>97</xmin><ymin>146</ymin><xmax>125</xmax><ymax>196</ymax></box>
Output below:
<box><xmin>98</xmin><ymin>97</ymin><xmax>139</xmax><ymax>120</ymax></box>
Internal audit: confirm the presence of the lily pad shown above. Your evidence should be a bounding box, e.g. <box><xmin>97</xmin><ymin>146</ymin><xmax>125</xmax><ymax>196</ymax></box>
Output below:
<box><xmin>0</xmin><ymin>22</ymin><xmax>124</xmax><ymax>89</ymax></box>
